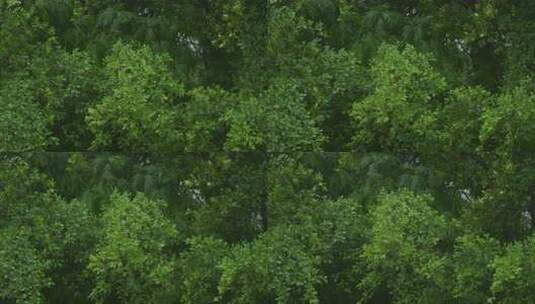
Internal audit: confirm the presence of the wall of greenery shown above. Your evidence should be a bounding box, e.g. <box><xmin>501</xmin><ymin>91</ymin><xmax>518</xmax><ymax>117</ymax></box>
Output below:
<box><xmin>2</xmin><ymin>0</ymin><xmax>535</xmax><ymax>303</ymax></box>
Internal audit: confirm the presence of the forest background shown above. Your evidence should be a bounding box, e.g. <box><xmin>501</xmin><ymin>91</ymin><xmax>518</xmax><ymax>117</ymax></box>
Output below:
<box><xmin>2</xmin><ymin>0</ymin><xmax>535</xmax><ymax>303</ymax></box>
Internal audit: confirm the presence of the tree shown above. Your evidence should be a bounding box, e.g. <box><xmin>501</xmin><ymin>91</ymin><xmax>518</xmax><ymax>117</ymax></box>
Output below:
<box><xmin>361</xmin><ymin>190</ymin><xmax>449</xmax><ymax>304</ymax></box>
<box><xmin>87</xmin><ymin>192</ymin><xmax>180</xmax><ymax>303</ymax></box>
<box><xmin>452</xmin><ymin>234</ymin><xmax>500</xmax><ymax>303</ymax></box>
<box><xmin>491</xmin><ymin>236</ymin><xmax>535</xmax><ymax>303</ymax></box>
<box><xmin>351</xmin><ymin>44</ymin><xmax>447</xmax><ymax>155</ymax></box>
<box><xmin>0</xmin><ymin>228</ymin><xmax>51</xmax><ymax>304</ymax></box>
<box><xmin>178</xmin><ymin>237</ymin><xmax>230</xmax><ymax>304</ymax></box>
<box><xmin>218</xmin><ymin>224</ymin><xmax>325</xmax><ymax>304</ymax></box>
<box><xmin>3</xmin><ymin>0</ymin><xmax>535</xmax><ymax>303</ymax></box>
<box><xmin>86</xmin><ymin>42</ymin><xmax>185</xmax><ymax>151</ymax></box>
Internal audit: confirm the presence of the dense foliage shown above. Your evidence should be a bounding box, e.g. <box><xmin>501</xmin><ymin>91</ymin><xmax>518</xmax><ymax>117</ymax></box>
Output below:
<box><xmin>2</xmin><ymin>0</ymin><xmax>535</xmax><ymax>303</ymax></box>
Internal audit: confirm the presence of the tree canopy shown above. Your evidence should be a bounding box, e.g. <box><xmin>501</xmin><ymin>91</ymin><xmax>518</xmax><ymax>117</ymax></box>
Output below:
<box><xmin>2</xmin><ymin>0</ymin><xmax>535</xmax><ymax>303</ymax></box>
